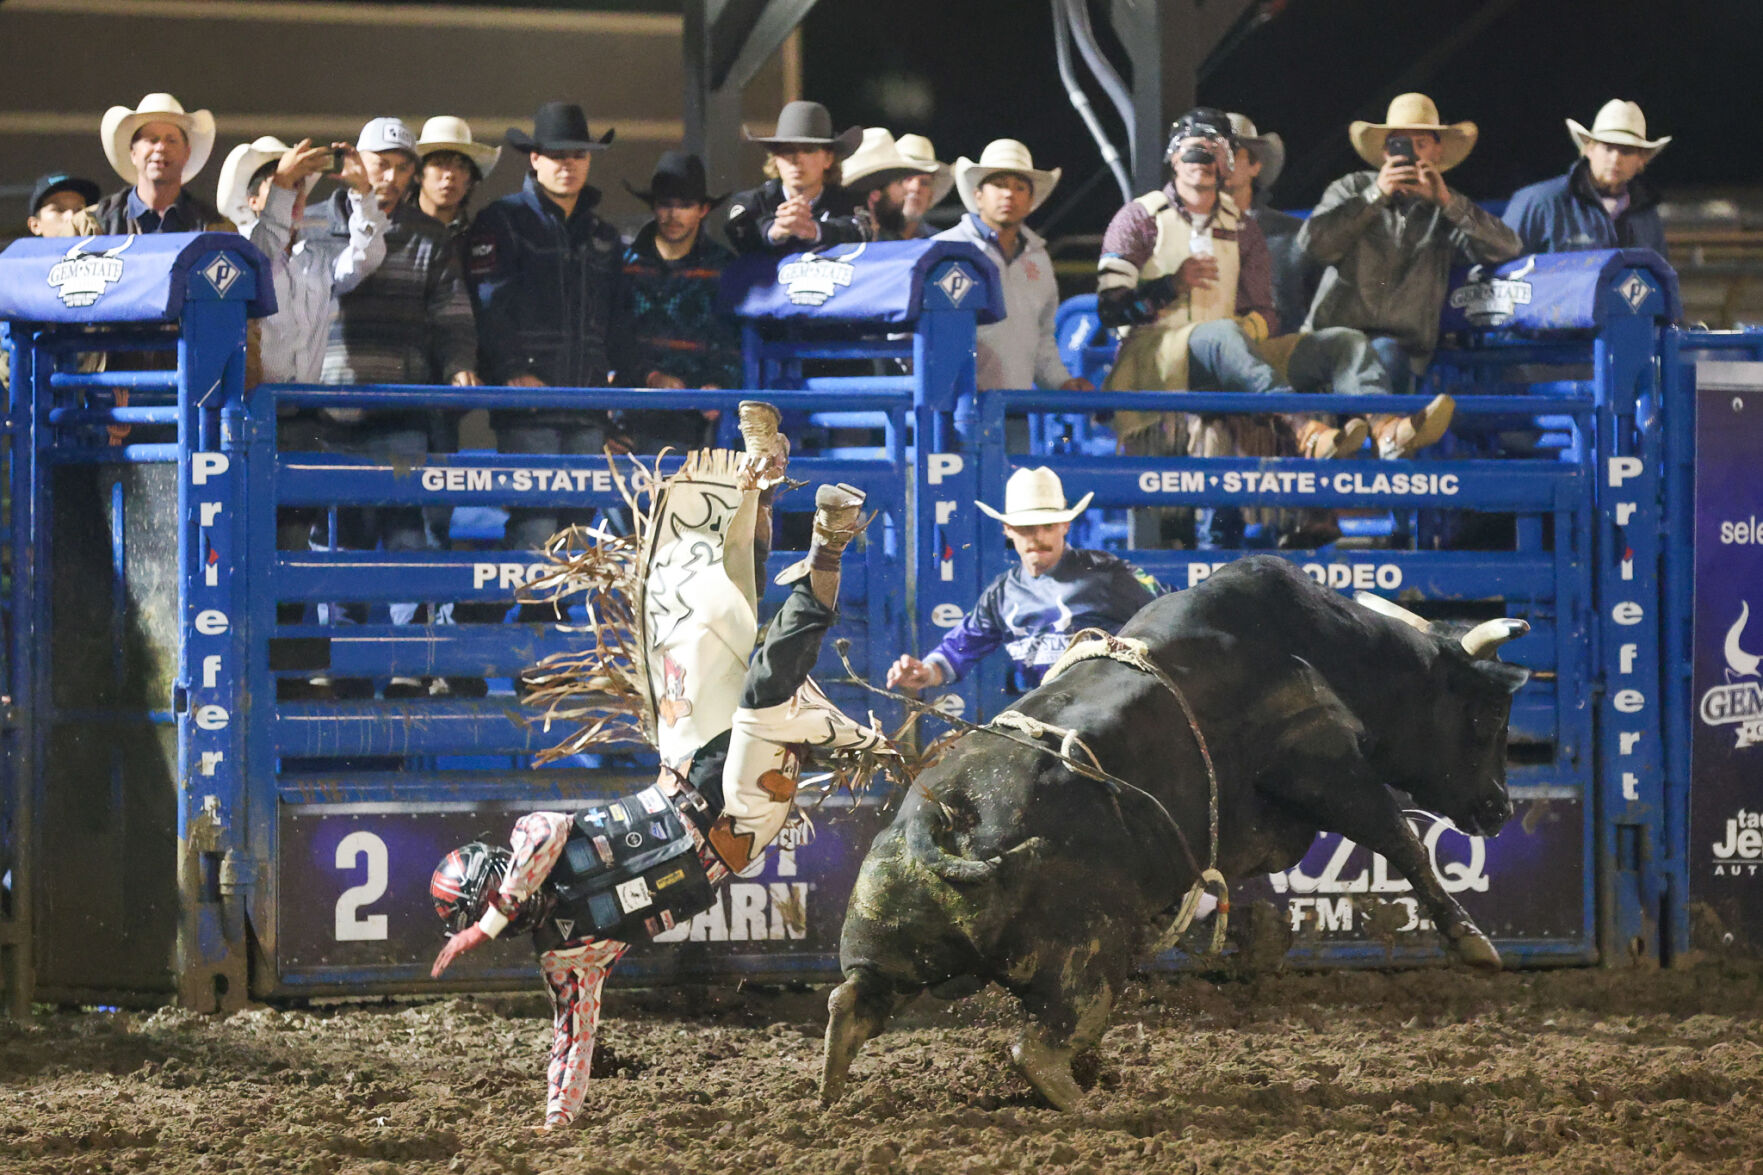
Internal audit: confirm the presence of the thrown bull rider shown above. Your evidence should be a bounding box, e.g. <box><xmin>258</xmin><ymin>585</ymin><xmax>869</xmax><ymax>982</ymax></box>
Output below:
<box><xmin>428</xmin><ymin>402</ymin><xmax>897</xmax><ymax>1129</ymax></box>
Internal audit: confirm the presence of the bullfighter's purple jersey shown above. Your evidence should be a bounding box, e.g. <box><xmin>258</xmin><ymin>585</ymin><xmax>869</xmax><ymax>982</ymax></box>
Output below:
<box><xmin>924</xmin><ymin>547</ymin><xmax>1159</xmax><ymax>687</ymax></box>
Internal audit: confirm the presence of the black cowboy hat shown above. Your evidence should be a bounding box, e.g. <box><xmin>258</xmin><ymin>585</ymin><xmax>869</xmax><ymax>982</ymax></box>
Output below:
<box><xmin>506</xmin><ymin>102</ymin><xmax>615</xmax><ymax>154</ymax></box>
<box><xmin>623</xmin><ymin>150</ymin><xmax>728</xmax><ymax>208</ymax></box>
<box><xmin>744</xmin><ymin>100</ymin><xmax>862</xmax><ymax>158</ymax></box>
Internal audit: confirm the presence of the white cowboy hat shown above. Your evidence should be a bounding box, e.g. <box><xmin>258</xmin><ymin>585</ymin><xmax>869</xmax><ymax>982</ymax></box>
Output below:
<box><xmin>955</xmin><ymin>140</ymin><xmax>1062</xmax><ymax>215</ymax></box>
<box><xmin>1349</xmin><ymin>92</ymin><xmax>1478</xmax><ymax>172</ymax></box>
<box><xmin>416</xmin><ymin>115</ymin><xmax>502</xmax><ymax>177</ymax></box>
<box><xmin>101</xmin><ymin>93</ymin><xmax>216</xmax><ymax>184</ymax></box>
<box><xmin>842</xmin><ymin>127</ymin><xmax>937</xmax><ymax>195</ymax></box>
<box><xmin>895</xmin><ymin>133</ymin><xmax>955</xmax><ymax>207</ymax></box>
<box><xmin>975</xmin><ymin>467</ymin><xmax>1092</xmax><ymax>527</ymax></box>
<box><xmin>216</xmin><ymin>137</ymin><xmax>321</xmax><ymax>226</ymax></box>
<box><xmin>1567</xmin><ymin>99</ymin><xmax>1671</xmax><ymax>156</ymax></box>
<box><xmin>1227</xmin><ymin>113</ymin><xmax>1285</xmax><ymax>193</ymax></box>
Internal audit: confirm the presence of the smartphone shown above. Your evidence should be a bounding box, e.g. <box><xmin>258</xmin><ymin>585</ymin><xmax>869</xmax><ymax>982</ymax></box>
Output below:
<box><xmin>1384</xmin><ymin>134</ymin><xmax>1417</xmax><ymax>165</ymax></box>
<box><xmin>321</xmin><ymin>148</ymin><xmax>347</xmax><ymax>175</ymax></box>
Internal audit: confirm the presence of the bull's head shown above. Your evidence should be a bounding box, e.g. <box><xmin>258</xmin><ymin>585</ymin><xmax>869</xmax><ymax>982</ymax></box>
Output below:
<box><xmin>1356</xmin><ymin>593</ymin><xmax>1532</xmax><ymax>838</ymax></box>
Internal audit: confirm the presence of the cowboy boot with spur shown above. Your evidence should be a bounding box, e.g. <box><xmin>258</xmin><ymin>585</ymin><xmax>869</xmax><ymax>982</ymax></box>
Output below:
<box><xmin>776</xmin><ymin>483</ymin><xmax>867</xmax><ymax>607</ymax></box>
<box><xmin>1369</xmin><ymin>394</ymin><xmax>1455</xmax><ymax>460</ymax></box>
<box><xmin>1293</xmin><ymin>416</ymin><xmax>1369</xmax><ymax>460</ymax></box>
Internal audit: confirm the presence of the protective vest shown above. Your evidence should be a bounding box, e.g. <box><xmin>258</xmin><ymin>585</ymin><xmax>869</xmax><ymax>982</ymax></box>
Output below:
<box><xmin>531</xmin><ymin>784</ymin><xmax>715</xmax><ymax>951</ymax></box>
<box><xmin>1104</xmin><ymin>191</ymin><xmax>1245</xmax><ymax>398</ymax></box>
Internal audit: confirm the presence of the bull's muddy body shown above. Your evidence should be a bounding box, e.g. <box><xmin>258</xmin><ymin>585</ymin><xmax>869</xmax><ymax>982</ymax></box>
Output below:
<box><xmin>823</xmin><ymin>555</ymin><xmax>1530</xmax><ymax>1109</ymax></box>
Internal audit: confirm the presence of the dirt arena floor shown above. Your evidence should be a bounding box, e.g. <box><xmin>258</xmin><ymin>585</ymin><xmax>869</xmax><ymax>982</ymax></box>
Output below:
<box><xmin>3</xmin><ymin>959</ymin><xmax>1762</xmax><ymax>1175</ymax></box>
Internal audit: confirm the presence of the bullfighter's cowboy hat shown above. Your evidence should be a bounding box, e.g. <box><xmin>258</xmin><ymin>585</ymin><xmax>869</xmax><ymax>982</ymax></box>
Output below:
<box><xmin>895</xmin><ymin>133</ymin><xmax>956</xmax><ymax>207</ymax></box>
<box><xmin>623</xmin><ymin>150</ymin><xmax>728</xmax><ymax>208</ymax></box>
<box><xmin>1227</xmin><ymin>113</ymin><xmax>1285</xmax><ymax>193</ymax></box>
<box><xmin>976</xmin><ymin>467</ymin><xmax>1093</xmax><ymax>527</ymax></box>
<box><xmin>506</xmin><ymin>102</ymin><xmax>615</xmax><ymax>154</ymax></box>
<box><xmin>216</xmin><ymin>137</ymin><xmax>321</xmax><ymax>226</ymax></box>
<box><xmin>841</xmin><ymin>128</ymin><xmax>938</xmax><ymax>196</ymax></box>
<box><xmin>416</xmin><ymin>115</ymin><xmax>502</xmax><ymax>177</ymax></box>
<box><xmin>101</xmin><ymin>93</ymin><xmax>216</xmax><ymax>184</ymax></box>
<box><xmin>1349</xmin><ymin>92</ymin><xmax>1478</xmax><ymax>171</ymax></box>
<box><xmin>954</xmin><ymin>139</ymin><xmax>1062</xmax><ymax>215</ymax></box>
<box><xmin>1568</xmin><ymin>100</ymin><xmax>1671</xmax><ymax>157</ymax></box>
<box><xmin>744</xmin><ymin>100</ymin><xmax>862</xmax><ymax>158</ymax></box>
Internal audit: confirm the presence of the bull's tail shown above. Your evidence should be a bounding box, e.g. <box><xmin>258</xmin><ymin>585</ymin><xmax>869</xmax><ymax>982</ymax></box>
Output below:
<box><xmin>909</xmin><ymin>806</ymin><xmax>1047</xmax><ymax>884</ymax></box>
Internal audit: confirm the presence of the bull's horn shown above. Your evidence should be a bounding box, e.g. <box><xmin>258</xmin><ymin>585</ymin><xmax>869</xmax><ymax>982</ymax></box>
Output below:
<box><xmin>1462</xmin><ymin>618</ymin><xmax>1530</xmax><ymax>658</ymax></box>
<box><xmin>1354</xmin><ymin>592</ymin><xmax>1431</xmax><ymax>633</ymax></box>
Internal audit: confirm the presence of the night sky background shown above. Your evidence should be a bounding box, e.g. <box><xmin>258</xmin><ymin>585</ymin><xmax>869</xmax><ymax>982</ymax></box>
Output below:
<box><xmin>794</xmin><ymin>0</ymin><xmax>1763</xmax><ymax>235</ymax></box>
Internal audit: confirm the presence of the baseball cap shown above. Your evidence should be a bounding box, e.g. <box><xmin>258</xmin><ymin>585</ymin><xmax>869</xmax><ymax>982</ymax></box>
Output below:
<box><xmin>356</xmin><ymin>117</ymin><xmax>418</xmax><ymax>158</ymax></box>
<box><xmin>29</xmin><ymin>172</ymin><xmax>101</xmax><ymax>216</ymax></box>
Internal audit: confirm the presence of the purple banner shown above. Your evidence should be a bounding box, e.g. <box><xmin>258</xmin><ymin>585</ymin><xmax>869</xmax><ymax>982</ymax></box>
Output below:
<box><xmin>275</xmin><ymin>800</ymin><xmax>882</xmax><ymax>987</ymax></box>
<box><xmin>1691</xmin><ymin>366</ymin><xmax>1763</xmax><ymax>950</ymax></box>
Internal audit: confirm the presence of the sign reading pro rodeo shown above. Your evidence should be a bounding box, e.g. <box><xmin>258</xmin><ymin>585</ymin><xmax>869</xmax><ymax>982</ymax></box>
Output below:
<box><xmin>1691</xmin><ymin>365</ymin><xmax>1763</xmax><ymax>950</ymax></box>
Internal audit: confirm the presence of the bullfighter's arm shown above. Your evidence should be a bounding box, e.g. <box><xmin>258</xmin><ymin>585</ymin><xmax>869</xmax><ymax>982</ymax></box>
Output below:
<box><xmin>431</xmin><ymin>810</ymin><xmax>571</xmax><ymax>977</ymax></box>
<box><xmin>923</xmin><ymin>579</ymin><xmax>1008</xmax><ymax>685</ymax></box>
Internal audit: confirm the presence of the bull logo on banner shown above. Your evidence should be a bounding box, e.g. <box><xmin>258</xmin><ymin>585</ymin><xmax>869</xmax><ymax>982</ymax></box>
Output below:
<box><xmin>1701</xmin><ymin>600</ymin><xmax>1763</xmax><ymax>748</ymax></box>
<box><xmin>46</xmin><ymin>235</ymin><xmax>134</xmax><ymax>308</ymax></box>
<box><xmin>1449</xmin><ymin>255</ymin><xmax>1536</xmax><ymax>327</ymax></box>
<box><xmin>779</xmin><ymin>243</ymin><xmax>865</xmax><ymax>307</ymax></box>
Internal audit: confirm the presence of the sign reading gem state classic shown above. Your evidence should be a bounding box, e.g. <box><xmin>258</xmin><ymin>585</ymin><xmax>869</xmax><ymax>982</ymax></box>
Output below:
<box><xmin>1691</xmin><ymin>364</ymin><xmax>1763</xmax><ymax>950</ymax></box>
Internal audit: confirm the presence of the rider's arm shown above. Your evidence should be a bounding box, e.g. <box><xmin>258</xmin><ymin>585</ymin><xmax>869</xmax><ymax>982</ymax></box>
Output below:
<box><xmin>477</xmin><ymin>811</ymin><xmax>569</xmax><ymax>937</ymax></box>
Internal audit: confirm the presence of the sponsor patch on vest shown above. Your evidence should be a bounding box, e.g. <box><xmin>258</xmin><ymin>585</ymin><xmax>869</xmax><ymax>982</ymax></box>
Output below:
<box><xmin>615</xmin><ymin>877</ymin><xmax>651</xmax><ymax>914</ymax></box>
<box><xmin>654</xmin><ymin>866</ymin><xmax>686</xmax><ymax>891</ymax></box>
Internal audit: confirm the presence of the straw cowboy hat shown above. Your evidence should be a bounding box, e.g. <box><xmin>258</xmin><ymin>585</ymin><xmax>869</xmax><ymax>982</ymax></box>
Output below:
<box><xmin>955</xmin><ymin>140</ymin><xmax>1062</xmax><ymax>215</ymax></box>
<box><xmin>745</xmin><ymin>100</ymin><xmax>862</xmax><ymax>158</ymax></box>
<box><xmin>416</xmin><ymin>115</ymin><xmax>502</xmax><ymax>177</ymax></box>
<box><xmin>216</xmin><ymin>137</ymin><xmax>321</xmax><ymax>225</ymax></box>
<box><xmin>1568</xmin><ymin>100</ymin><xmax>1671</xmax><ymax>156</ymax></box>
<box><xmin>895</xmin><ymin>133</ymin><xmax>955</xmax><ymax>206</ymax></box>
<box><xmin>101</xmin><ymin>92</ymin><xmax>216</xmax><ymax>184</ymax></box>
<box><xmin>1349</xmin><ymin>92</ymin><xmax>1478</xmax><ymax>171</ymax></box>
<box><xmin>975</xmin><ymin>467</ymin><xmax>1092</xmax><ymax>527</ymax></box>
<box><xmin>1227</xmin><ymin>113</ymin><xmax>1285</xmax><ymax>192</ymax></box>
<box><xmin>841</xmin><ymin>128</ymin><xmax>937</xmax><ymax>196</ymax></box>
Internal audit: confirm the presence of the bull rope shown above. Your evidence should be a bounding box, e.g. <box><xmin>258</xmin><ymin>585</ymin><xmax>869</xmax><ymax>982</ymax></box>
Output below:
<box><xmin>831</xmin><ymin>632</ymin><xmax>1230</xmax><ymax>957</ymax></box>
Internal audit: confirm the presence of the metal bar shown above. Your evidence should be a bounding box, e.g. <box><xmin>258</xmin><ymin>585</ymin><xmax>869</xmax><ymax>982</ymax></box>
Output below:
<box><xmin>48</xmin><ymin>371</ymin><xmax>180</xmax><ymax>392</ymax></box>
<box><xmin>266</xmin><ymin>384</ymin><xmax>911</xmax><ymax>412</ymax></box>
<box><xmin>50</xmin><ymin>443</ymin><xmax>181</xmax><ymax>463</ymax></box>
<box><xmin>756</xmin><ymin>341</ymin><xmax>914</xmax><ymax>361</ymax></box>
<box><xmin>999</xmin><ymin>390</ymin><xmax>1597</xmax><ymax>416</ymax></box>
<box><xmin>274</xmin><ymin>699</ymin><xmax>652</xmax><ymax>757</ymax></box>
<box><xmin>47</xmin><ymin>406</ymin><xmax>181</xmax><ymax>426</ymax></box>
<box><xmin>798</xmin><ymin>376</ymin><xmax>917</xmax><ymax>394</ymax></box>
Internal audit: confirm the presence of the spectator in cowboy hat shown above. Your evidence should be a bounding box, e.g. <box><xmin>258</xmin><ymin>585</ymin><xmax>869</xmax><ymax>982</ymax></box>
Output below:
<box><xmin>894</xmin><ymin>133</ymin><xmax>954</xmax><ymax>239</ymax></box>
<box><xmin>887</xmin><ymin>466</ymin><xmax>1157</xmax><ymax>692</ymax></box>
<box><xmin>25</xmin><ymin>173</ymin><xmax>101</xmax><ymax>238</ymax></box>
<box><xmin>1503</xmin><ymin>100</ymin><xmax>1670</xmax><ymax>257</ymax></box>
<box><xmin>92</xmin><ymin>92</ymin><xmax>231</xmax><ymax>234</ymax></box>
<box><xmin>841</xmin><ymin>128</ymin><xmax>937</xmax><ymax>241</ymax></box>
<box><xmin>619</xmin><ymin>150</ymin><xmax>741</xmax><ymax>452</ymax></box>
<box><xmin>218</xmin><ymin>135</ymin><xmax>387</xmax><ymax>385</ymax></box>
<box><xmin>725</xmin><ymin>100</ymin><xmax>869</xmax><ymax>255</ymax></box>
<box><xmin>1223</xmin><ymin>113</ymin><xmax>1319</xmax><ymax>347</ymax></box>
<box><xmin>934</xmin><ymin>140</ymin><xmax>1090</xmax><ymax>414</ymax></box>
<box><xmin>468</xmin><ymin>101</ymin><xmax>645</xmax><ymax>565</ymax></box>
<box><xmin>415</xmin><ymin>115</ymin><xmax>501</xmax><ymax>258</ymax></box>
<box><xmin>1298</xmin><ymin>92</ymin><xmax>1521</xmax><ymax>455</ymax></box>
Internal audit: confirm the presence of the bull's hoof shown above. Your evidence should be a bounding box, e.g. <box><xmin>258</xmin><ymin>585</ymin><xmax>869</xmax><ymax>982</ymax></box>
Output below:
<box><xmin>1453</xmin><ymin>930</ymin><xmax>1502</xmax><ymax>970</ymax></box>
<box><xmin>820</xmin><ymin>980</ymin><xmax>868</xmax><ymax>1105</ymax></box>
<box><xmin>1010</xmin><ymin>1032</ymin><xmax>1083</xmax><ymax>1112</ymax></box>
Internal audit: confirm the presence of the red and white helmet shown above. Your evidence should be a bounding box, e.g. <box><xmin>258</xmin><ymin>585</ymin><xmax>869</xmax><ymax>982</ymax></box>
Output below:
<box><xmin>430</xmin><ymin>842</ymin><xmax>510</xmax><ymax>935</ymax></box>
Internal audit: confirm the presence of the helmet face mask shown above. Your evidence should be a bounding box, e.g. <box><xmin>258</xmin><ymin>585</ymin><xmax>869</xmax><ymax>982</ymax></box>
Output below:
<box><xmin>1165</xmin><ymin>106</ymin><xmax>1239</xmax><ymax>178</ymax></box>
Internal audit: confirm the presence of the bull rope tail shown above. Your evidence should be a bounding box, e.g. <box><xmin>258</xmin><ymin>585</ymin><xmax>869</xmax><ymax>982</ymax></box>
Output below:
<box><xmin>831</xmin><ymin>638</ymin><xmax>1229</xmax><ymax>955</ymax></box>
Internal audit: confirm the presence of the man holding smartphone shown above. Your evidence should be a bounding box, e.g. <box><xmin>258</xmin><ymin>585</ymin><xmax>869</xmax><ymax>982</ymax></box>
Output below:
<box><xmin>1298</xmin><ymin>93</ymin><xmax>1521</xmax><ymax>457</ymax></box>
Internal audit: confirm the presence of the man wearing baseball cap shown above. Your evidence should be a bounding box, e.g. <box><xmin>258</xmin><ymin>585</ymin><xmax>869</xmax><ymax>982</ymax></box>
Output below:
<box><xmin>306</xmin><ymin>117</ymin><xmax>479</xmax><ymax>697</ymax></box>
<box><xmin>91</xmin><ymin>92</ymin><xmax>231</xmax><ymax>234</ymax></box>
<box><xmin>25</xmin><ymin>173</ymin><xmax>101</xmax><ymax>239</ymax></box>
<box><xmin>1503</xmin><ymin>100</ymin><xmax>1669</xmax><ymax>256</ymax></box>
<box><xmin>887</xmin><ymin>467</ymin><xmax>1157</xmax><ymax>692</ymax></box>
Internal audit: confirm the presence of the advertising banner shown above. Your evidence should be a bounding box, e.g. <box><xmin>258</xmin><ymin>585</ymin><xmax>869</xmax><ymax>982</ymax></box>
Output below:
<box><xmin>1691</xmin><ymin>363</ymin><xmax>1763</xmax><ymax>950</ymax></box>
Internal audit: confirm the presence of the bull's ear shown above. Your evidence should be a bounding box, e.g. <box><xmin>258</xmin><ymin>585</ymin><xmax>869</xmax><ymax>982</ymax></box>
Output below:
<box><xmin>1476</xmin><ymin>660</ymin><xmax>1531</xmax><ymax>695</ymax></box>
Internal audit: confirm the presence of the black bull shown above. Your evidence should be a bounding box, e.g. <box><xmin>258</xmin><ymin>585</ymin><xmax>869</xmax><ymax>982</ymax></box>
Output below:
<box><xmin>822</xmin><ymin>556</ymin><xmax>1531</xmax><ymax>1110</ymax></box>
